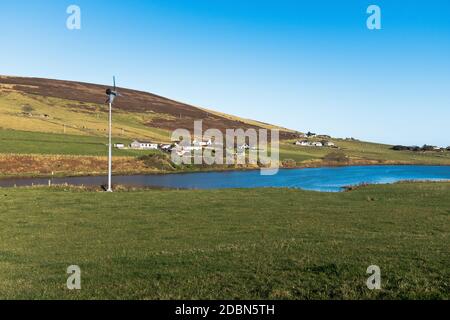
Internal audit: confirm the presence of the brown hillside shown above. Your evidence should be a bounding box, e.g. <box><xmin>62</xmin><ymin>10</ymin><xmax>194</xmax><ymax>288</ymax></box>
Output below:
<box><xmin>0</xmin><ymin>76</ymin><xmax>299</xmax><ymax>139</ymax></box>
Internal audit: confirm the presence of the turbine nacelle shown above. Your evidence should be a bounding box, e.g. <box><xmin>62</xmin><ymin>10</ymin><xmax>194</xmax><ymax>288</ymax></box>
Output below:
<box><xmin>105</xmin><ymin>88</ymin><xmax>117</xmax><ymax>104</ymax></box>
<box><xmin>105</xmin><ymin>76</ymin><xmax>120</xmax><ymax>104</ymax></box>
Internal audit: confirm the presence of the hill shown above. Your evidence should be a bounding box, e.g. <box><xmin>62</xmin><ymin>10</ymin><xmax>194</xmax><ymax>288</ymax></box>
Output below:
<box><xmin>0</xmin><ymin>75</ymin><xmax>299</xmax><ymax>141</ymax></box>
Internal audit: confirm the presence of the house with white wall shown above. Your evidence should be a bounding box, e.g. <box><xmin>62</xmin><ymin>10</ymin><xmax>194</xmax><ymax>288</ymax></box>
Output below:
<box><xmin>130</xmin><ymin>140</ymin><xmax>159</xmax><ymax>150</ymax></box>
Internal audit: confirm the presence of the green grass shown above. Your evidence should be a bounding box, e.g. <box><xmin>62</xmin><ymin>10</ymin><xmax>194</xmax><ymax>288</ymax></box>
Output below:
<box><xmin>279</xmin><ymin>143</ymin><xmax>329</xmax><ymax>162</ymax></box>
<box><xmin>3</xmin><ymin>128</ymin><xmax>450</xmax><ymax>169</ymax></box>
<box><xmin>280</xmin><ymin>139</ymin><xmax>450</xmax><ymax>165</ymax></box>
<box><xmin>0</xmin><ymin>129</ymin><xmax>149</xmax><ymax>156</ymax></box>
<box><xmin>337</xmin><ymin>139</ymin><xmax>450</xmax><ymax>164</ymax></box>
<box><xmin>0</xmin><ymin>182</ymin><xmax>448</xmax><ymax>299</ymax></box>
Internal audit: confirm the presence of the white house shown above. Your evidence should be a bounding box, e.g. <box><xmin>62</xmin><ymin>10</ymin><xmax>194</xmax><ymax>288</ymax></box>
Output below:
<box><xmin>174</xmin><ymin>143</ymin><xmax>202</xmax><ymax>152</ymax></box>
<box><xmin>131</xmin><ymin>140</ymin><xmax>159</xmax><ymax>150</ymax></box>
<box><xmin>324</xmin><ymin>141</ymin><xmax>336</xmax><ymax>147</ymax></box>
<box><xmin>312</xmin><ymin>142</ymin><xmax>323</xmax><ymax>147</ymax></box>
<box><xmin>193</xmin><ymin>139</ymin><xmax>213</xmax><ymax>147</ymax></box>
<box><xmin>295</xmin><ymin>140</ymin><xmax>311</xmax><ymax>146</ymax></box>
<box><xmin>160</xmin><ymin>144</ymin><xmax>173</xmax><ymax>151</ymax></box>
<box><xmin>185</xmin><ymin>145</ymin><xmax>202</xmax><ymax>151</ymax></box>
<box><xmin>114</xmin><ymin>143</ymin><xmax>125</xmax><ymax>149</ymax></box>
<box><xmin>176</xmin><ymin>149</ymin><xmax>192</xmax><ymax>156</ymax></box>
<box><xmin>237</xmin><ymin>143</ymin><xmax>250</xmax><ymax>150</ymax></box>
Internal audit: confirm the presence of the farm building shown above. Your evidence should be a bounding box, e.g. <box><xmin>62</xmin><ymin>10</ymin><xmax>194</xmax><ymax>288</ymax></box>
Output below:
<box><xmin>295</xmin><ymin>140</ymin><xmax>311</xmax><ymax>146</ymax></box>
<box><xmin>193</xmin><ymin>139</ymin><xmax>213</xmax><ymax>147</ymax></box>
<box><xmin>131</xmin><ymin>140</ymin><xmax>159</xmax><ymax>150</ymax></box>
<box><xmin>237</xmin><ymin>143</ymin><xmax>250</xmax><ymax>150</ymax></box>
<box><xmin>114</xmin><ymin>143</ymin><xmax>125</xmax><ymax>149</ymax></box>
<box><xmin>160</xmin><ymin>144</ymin><xmax>173</xmax><ymax>152</ymax></box>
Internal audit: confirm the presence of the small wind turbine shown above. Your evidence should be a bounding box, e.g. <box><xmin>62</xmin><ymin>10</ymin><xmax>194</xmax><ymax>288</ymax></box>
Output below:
<box><xmin>105</xmin><ymin>76</ymin><xmax>120</xmax><ymax>192</ymax></box>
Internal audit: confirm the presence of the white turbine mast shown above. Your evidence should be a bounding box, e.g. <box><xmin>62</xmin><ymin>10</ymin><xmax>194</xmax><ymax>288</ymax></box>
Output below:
<box><xmin>105</xmin><ymin>76</ymin><xmax>120</xmax><ymax>192</ymax></box>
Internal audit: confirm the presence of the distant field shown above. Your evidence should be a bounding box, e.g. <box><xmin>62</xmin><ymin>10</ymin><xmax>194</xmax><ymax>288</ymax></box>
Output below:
<box><xmin>337</xmin><ymin>139</ymin><xmax>450</xmax><ymax>164</ymax></box>
<box><xmin>0</xmin><ymin>129</ymin><xmax>148</xmax><ymax>156</ymax></box>
<box><xmin>280</xmin><ymin>139</ymin><xmax>450</xmax><ymax>166</ymax></box>
<box><xmin>0</xmin><ymin>182</ymin><xmax>448</xmax><ymax>299</ymax></box>
<box><xmin>279</xmin><ymin>142</ymin><xmax>329</xmax><ymax>162</ymax></box>
<box><xmin>1</xmin><ymin>129</ymin><xmax>450</xmax><ymax>176</ymax></box>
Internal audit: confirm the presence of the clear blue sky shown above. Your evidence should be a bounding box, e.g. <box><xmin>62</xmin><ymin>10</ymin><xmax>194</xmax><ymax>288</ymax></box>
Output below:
<box><xmin>1</xmin><ymin>0</ymin><xmax>449</xmax><ymax>146</ymax></box>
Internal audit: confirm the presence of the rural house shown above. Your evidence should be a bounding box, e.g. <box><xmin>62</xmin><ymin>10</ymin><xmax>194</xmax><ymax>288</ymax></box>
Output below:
<box><xmin>130</xmin><ymin>140</ymin><xmax>159</xmax><ymax>150</ymax></box>
<box><xmin>237</xmin><ymin>143</ymin><xmax>250</xmax><ymax>150</ymax></box>
<box><xmin>295</xmin><ymin>140</ymin><xmax>311</xmax><ymax>146</ymax></box>
<box><xmin>193</xmin><ymin>139</ymin><xmax>213</xmax><ymax>147</ymax></box>
<box><xmin>114</xmin><ymin>143</ymin><xmax>125</xmax><ymax>149</ymax></box>
<box><xmin>160</xmin><ymin>144</ymin><xmax>174</xmax><ymax>152</ymax></box>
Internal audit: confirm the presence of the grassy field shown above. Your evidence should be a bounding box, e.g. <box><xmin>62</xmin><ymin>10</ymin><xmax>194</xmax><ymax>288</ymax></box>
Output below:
<box><xmin>0</xmin><ymin>182</ymin><xmax>448</xmax><ymax>300</ymax></box>
<box><xmin>1</xmin><ymin>128</ymin><xmax>450</xmax><ymax>179</ymax></box>
<box><xmin>280</xmin><ymin>139</ymin><xmax>450</xmax><ymax>166</ymax></box>
<box><xmin>2</xmin><ymin>128</ymin><xmax>450</xmax><ymax>164</ymax></box>
<box><xmin>0</xmin><ymin>129</ymin><xmax>150</xmax><ymax>156</ymax></box>
<box><xmin>337</xmin><ymin>139</ymin><xmax>450</xmax><ymax>164</ymax></box>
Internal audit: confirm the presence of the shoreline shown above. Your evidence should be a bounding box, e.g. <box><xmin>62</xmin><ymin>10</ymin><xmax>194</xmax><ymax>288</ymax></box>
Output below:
<box><xmin>2</xmin><ymin>178</ymin><xmax>450</xmax><ymax>194</ymax></box>
<box><xmin>2</xmin><ymin>160</ymin><xmax>450</xmax><ymax>181</ymax></box>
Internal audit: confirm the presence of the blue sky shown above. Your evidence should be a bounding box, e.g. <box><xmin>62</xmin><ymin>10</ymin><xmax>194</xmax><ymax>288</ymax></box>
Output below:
<box><xmin>1</xmin><ymin>0</ymin><xmax>449</xmax><ymax>146</ymax></box>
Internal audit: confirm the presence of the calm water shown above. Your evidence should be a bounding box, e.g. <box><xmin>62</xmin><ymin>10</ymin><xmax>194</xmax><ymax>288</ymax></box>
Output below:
<box><xmin>1</xmin><ymin>165</ymin><xmax>450</xmax><ymax>192</ymax></box>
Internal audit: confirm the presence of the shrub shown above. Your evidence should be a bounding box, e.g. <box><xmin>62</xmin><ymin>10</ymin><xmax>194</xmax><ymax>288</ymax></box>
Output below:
<box><xmin>138</xmin><ymin>153</ymin><xmax>177</xmax><ymax>171</ymax></box>
<box><xmin>323</xmin><ymin>151</ymin><xmax>349</xmax><ymax>163</ymax></box>
<box><xmin>21</xmin><ymin>105</ymin><xmax>34</xmax><ymax>113</ymax></box>
<box><xmin>282</xmin><ymin>159</ymin><xmax>297</xmax><ymax>168</ymax></box>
